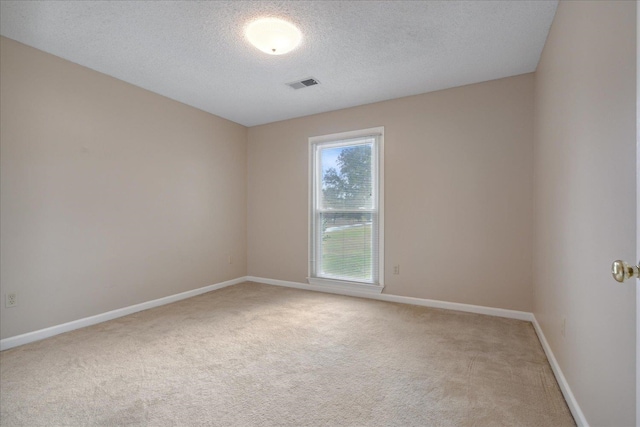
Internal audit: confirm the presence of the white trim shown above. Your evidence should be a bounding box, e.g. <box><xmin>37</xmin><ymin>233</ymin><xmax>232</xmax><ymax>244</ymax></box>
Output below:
<box><xmin>307</xmin><ymin>277</ymin><xmax>384</xmax><ymax>294</ymax></box>
<box><xmin>0</xmin><ymin>277</ymin><xmax>245</xmax><ymax>351</ymax></box>
<box><xmin>373</xmin><ymin>292</ymin><xmax>532</xmax><ymax>321</ymax></box>
<box><xmin>531</xmin><ymin>316</ymin><xmax>589</xmax><ymax>427</ymax></box>
<box><xmin>635</xmin><ymin>5</ymin><xmax>639</xmax><ymax>426</ymax></box>
<box><xmin>246</xmin><ymin>276</ymin><xmax>533</xmax><ymax>321</ymax></box>
<box><xmin>378</xmin><ymin>130</ymin><xmax>385</xmax><ymax>287</ymax></box>
<box><xmin>0</xmin><ymin>276</ymin><xmax>589</xmax><ymax>427</ymax></box>
<box><xmin>248</xmin><ymin>276</ymin><xmax>588</xmax><ymax>422</ymax></box>
<box><xmin>308</xmin><ymin>126</ymin><xmax>384</xmax><ymax>145</ymax></box>
<box><xmin>308</xmin><ymin>126</ymin><xmax>385</xmax><ymax>287</ymax></box>
<box><xmin>1</xmin><ymin>274</ymin><xmax>584</xmax><ymax>427</ymax></box>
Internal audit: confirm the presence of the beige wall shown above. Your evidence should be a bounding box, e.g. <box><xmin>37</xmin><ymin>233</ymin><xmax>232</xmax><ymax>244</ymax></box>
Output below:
<box><xmin>3</xmin><ymin>5</ymin><xmax>636</xmax><ymax>422</ymax></box>
<box><xmin>532</xmin><ymin>1</ymin><xmax>636</xmax><ymax>425</ymax></box>
<box><xmin>0</xmin><ymin>37</ymin><xmax>248</xmax><ymax>340</ymax></box>
<box><xmin>248</xmin><ymin>74</ymin><xmax>534</xmax><ymax>312</ymax></box>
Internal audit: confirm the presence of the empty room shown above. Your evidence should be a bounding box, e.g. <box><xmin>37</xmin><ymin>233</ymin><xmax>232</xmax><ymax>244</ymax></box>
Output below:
<box><xmin>0</xmin><ymin>1</ymin><xmax>637</xmax><ymax>426</ymax></box>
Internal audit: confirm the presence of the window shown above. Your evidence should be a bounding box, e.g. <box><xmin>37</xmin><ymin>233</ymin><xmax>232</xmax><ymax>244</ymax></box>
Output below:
<box><xmin>308</xmin><ymin>127</ymin><xmax>384</xmax><ymax>293</ymax></box>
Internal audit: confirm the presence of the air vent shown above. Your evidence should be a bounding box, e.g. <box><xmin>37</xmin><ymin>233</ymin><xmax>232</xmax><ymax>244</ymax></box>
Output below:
<box><xmin>286</xmin><ymin>77</ymin><xmax>320</xmax><ymax>90</ymax></box>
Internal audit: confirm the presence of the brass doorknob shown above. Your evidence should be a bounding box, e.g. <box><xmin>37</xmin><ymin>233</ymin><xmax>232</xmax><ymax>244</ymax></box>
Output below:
<box><xmin>611</xmin><ymin>260</ymin><xmax>639</xmax><ymax>282</ymax></box>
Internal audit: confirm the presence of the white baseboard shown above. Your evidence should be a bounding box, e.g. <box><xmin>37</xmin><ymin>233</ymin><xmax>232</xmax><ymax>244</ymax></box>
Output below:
<box><xmin>249</xmin><ymin>276</ymin><xmax>587</xmax><ymax>425</ymax></box>
<box><xmin>531</xmin><ymin>316</ymin><xmax>588</xmax><ymax>427</ymax></box>
<box><xmin>0</xmin><ymin>276</ymin><xmax>533</xmax><ymax>351</ymax></box>
<box><xmin>245</xmin><ymin>276</ymin><xmax>534</xmax><ymax>321</ymax></box>
<box><xmin>1</xmin><ymin>274</ymin><xmax>586</xmax><ymax>427</ymax></box>
<box><xmin>0</xmin><ymin>277</ymin><xmax>245</xmax><ymax>351</ymax></box>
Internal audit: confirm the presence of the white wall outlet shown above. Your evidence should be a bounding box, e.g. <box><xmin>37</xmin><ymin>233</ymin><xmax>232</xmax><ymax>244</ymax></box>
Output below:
<box><xmin>393</xmin><ymin>265</ymin><xmax>400</xmax><ymax>275</ymax></box>
<box><xmin>228</xmin><ymin>254</ymin><xmax>233</xmax><ymax>265</ymax></box>
<box><xmin>5</xmin><ymin>293</ymin><xmax>17</xmax><ymax>308</ymax></box>
<box><xmin>561</xmin><ymin>317</ymin><xmax>566</xmax><ymax>338</ymax></box>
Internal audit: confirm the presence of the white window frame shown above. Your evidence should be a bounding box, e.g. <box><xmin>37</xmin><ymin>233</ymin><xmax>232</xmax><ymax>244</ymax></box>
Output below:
<box><xmin>308</xmin><ymin>126</ymin><xmax>384</xmax><ymax>294</ymax></box>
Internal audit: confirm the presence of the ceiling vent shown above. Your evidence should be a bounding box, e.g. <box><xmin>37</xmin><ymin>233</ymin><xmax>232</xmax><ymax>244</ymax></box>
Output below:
<box><xmin>286</xmin><ymin>78</ymin><xmax>320</xmax><ymax>90</ymax></box>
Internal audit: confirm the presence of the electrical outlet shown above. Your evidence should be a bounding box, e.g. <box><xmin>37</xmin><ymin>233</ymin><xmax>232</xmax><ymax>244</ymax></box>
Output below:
<box><xmin>393</xmin><ymin>265</ymin><xmax>400</xmax><ymax>275</ymax></box>
<box><xmin>561</xmin><ymin>317</ymin><xmax>566</xmax><ymax>338</ymax></box>
<box><xmin>228</xmin><ymin>254</ymin><xmax>233</xmax><ymax>265</ymax></box>
<box><xmin>5</xmin><ymin>293</ymin><xmax>17</xmax><ymax>308</ymax></box>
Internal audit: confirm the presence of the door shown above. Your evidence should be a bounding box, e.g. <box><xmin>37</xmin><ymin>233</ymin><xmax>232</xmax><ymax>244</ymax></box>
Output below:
<box><xmin>614</xmin><ymin>7</ymin><xmax>638</xmax><ymax>424</ymax></box>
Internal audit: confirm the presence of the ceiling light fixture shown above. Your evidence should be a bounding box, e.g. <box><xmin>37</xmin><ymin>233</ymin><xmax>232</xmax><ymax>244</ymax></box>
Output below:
<box><xmin>245</xmin><ymin>18</ymin><xmax>302</xmax><ymax>55</ymax></box>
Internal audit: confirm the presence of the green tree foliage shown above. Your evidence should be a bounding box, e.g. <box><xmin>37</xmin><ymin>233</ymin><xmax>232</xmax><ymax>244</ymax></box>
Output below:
<box><xmin>322</xmin><ymin>144</ymin><xmax>372</xmax><ymax>210</ymax></box>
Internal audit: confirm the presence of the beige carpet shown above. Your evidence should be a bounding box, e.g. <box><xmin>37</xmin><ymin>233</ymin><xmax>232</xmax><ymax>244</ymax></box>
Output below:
<box><xmin>0</xmin><ymin>282</ymin><xmax>574</xmax><ymax>426</ymax></box>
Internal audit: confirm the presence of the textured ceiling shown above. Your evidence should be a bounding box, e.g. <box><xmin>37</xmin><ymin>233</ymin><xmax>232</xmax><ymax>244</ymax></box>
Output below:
<box><xmin>0</xmin><ymin>1</ymin><xmax>557</xmax><ymax>127</ymax></box>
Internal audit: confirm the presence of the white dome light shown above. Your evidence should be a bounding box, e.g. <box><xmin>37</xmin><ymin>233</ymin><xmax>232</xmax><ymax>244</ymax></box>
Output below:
<box><xmin>245</xmin><ymin>18</ymin><xmax>302</xmax><ymax>55</ymax></box>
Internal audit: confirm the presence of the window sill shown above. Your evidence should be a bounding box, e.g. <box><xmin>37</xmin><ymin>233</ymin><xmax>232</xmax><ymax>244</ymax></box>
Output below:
<box><xmin>307</xmin><ymin>277</ymin><xmax>384</xmax><ymax>294</ymax></box>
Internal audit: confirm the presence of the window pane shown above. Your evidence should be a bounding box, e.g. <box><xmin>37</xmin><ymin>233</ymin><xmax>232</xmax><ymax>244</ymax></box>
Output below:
<box><xmin>310</xmin><ymin>129</ymin><xmax>382</xmax><ymax>287</ymax></box>
<box><xmin>320</xmin><ymin>212</ymin><xmax>373</xmax><ymax>281</ymax></box>
<box><xmin>320</xmin><ymin>143</ymin><xmax>373</xmax><ymax>210</ymax></box>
